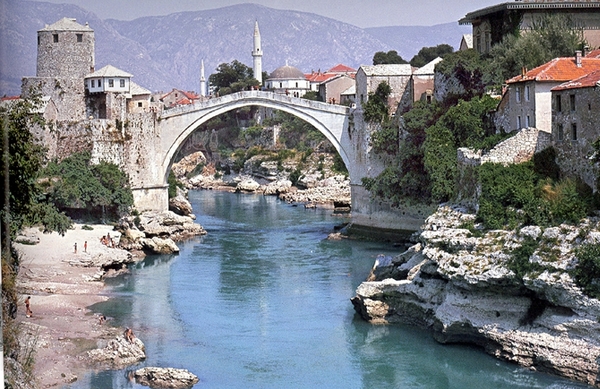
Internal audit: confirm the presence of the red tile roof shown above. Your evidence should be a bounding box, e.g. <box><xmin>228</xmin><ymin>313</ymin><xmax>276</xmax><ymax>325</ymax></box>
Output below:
<box><xmin>1</xmin><ymin>95</ymin><xmax>20</xmax><ymax>101</ymax></box>
<box><xmin>586</xmin><ymin>49</ymin><xmax>600</xmax><ymax>59</ymax></box>
<box><xmin>161</xmin><ymin>88</ymin><xmax>200</xmax><ymax>101</ymax></box>
<box><xmin>305</xmin><ymin>72</ymin><xmax>338</xmax><ymax>83</ymax></box>
<box><xmin>551</xmin><ymin>69</ymin><xmax>600</xmax><ymax>91</ymax></box>
<box><xmin>327</xmin><ymin>64</ymin><xmax>356</xmax><ymax>73</ymax></box>
<box><xmin>506</xmin><ymin>57</ymin><xmax>600</xmax><ymax>84</ymax></box>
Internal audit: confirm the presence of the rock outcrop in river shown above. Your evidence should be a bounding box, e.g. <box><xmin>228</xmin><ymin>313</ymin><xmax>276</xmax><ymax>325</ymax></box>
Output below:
<box><xmin>86</xmin><ymin>335</ymin><xmax>146</xmax><ymax>369</ymax></box>
<box><xmin>134</xmin><ymin>367</ymin><xmax>199</xmax><ymax>389</ymax></box>
<box><xmin>352</xmin><ymin>205</ymin><xmax>600</xmax><ymax>387</ymax></box>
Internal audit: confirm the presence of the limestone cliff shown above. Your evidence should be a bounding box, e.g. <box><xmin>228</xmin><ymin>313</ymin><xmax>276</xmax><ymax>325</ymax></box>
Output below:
<box><xmin>352</xmin><ymin>205</ymin><xmax>600</xmax><ymax>387</ymax></box>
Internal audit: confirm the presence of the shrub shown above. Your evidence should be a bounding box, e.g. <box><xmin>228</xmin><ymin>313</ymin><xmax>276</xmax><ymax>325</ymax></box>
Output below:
<box><xmin>507</xmin><ymin>236</ymin><xmax>542</xmax><ymax>279</ymax></box>
<box><xmin>573</xmin><ymin>243</ymin><xmax>600</xmax><ymax>299</ymax></box>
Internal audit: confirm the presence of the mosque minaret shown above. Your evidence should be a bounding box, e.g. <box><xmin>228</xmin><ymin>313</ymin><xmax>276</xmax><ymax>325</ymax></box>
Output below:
<box><xmin>200</xmin><ymin>59</ymin><xmax>207</xmax><ymax>97</ymax></box>
<box><xmin>252</xmin><ymin>20</ymin><xmax>263</xmax><ymax>84</ymax></box>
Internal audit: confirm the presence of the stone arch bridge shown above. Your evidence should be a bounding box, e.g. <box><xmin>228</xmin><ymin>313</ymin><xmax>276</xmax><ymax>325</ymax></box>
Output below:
<box><xmin>129</xmin><ymin>91</ymin><xmax>370</xmax><ymax>212</ymax></box>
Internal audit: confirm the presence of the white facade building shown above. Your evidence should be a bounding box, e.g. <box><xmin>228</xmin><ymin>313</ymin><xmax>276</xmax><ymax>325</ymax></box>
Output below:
<box><xmin>85</xmin><ymin>65</ymin><xmax>132</xmax><ymax>94</ymax></box>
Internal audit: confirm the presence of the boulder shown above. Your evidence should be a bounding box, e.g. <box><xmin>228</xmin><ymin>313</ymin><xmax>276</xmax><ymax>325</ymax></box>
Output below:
<box><xmin>87</xmin><ymin>335</ymin><xmax>146</xmax><ymax>369</ymax></box>
<box><xmin>263</xmin><ymin>179</ymin><xmax>292</xmax><ymax>195</ymax></box>
<box><xmin>15</xmin><ymin>233</ymin><xmax>40</xmax><ymax>245</ymax></box>
<box><xmin>236</xmin><ymin>178</ymin><xmax>260</xmax><ymax>192</ymax></box>
<box><xmin>134</xmin><ymin>367</ymin><xmax>199</xmax><ymax>389</ymax></box>
<box><xmin>139</xmin><ymin>237</ymin><xmax>180</xmax><ymax>255</ymax></box>
<box><xmin>169</xmin><ymin>192</ymin><xmax>194</xmax><ymax>217</ymax></box>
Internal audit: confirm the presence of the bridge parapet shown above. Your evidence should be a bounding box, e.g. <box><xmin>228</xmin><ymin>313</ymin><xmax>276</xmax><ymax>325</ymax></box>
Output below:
<box><xmin>159</xmin><ymin>91</ymin><xmax>349</xmax><ymax>119</ymax></box>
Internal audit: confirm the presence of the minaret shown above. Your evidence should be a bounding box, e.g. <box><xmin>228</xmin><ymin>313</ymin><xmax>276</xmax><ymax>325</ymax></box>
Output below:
<box><xmin>252</xmin><ymin>20</ymin><xmax>263</xmax><ymax>84</ymax></box>
<box><xmin>200</xmin><ymin>59</ymin><xmax>207</xmax><ymax>97</ymax></box>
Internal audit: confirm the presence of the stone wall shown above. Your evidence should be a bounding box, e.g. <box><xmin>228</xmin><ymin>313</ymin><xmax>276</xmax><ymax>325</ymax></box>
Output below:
<box><xmin>553</xmin><ymin>86</ymin><xmax>600</xmax><ymax>191</ymax></box>
<box><xmin>21</xmin><ymin>77</ymin><xmax>87</xmax><ymax>122</ymax></box>
<box><xmin>456</xmin><ymin>127</ymin><xmax>552</xmax><ymax>205</ymax></box>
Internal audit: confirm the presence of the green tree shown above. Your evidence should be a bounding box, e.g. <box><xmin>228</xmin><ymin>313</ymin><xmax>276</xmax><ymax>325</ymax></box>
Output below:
<box><xmin>0</xmin><ymin>96</ymin><xmax>71</xmax><ymax>242</ymax></box>
<box><xmin>44</xmin><ymin>152</ymin><xmax>133</xmax><ymax>221</ymax></box>
<box><xmin>209</xmin><ymin>60</ymin><xmax>260</xmax><ymax>96</ymax></box>
<box><xmin>410</xmin><ymin>44</ymin><xmax>454</xmax><ymax>68</ymax></box>
<box><xmin>423</xmin><ymin>96</ymin><xmax>498</xmax><ymax>202</ymax></box>
<box><xmin>363</xmin><ymin>81</ymin><xmax>392</xmax><ymax>123</ymax></box>
<box><xmin>373</xmin><ymin>50</ymin><xmax>408</xmax><ymax>65</ymax></box>
<box><xmin>435</xmin><ymin>49</ymin><xmax>487</xmax><ymax>105</ymax></box>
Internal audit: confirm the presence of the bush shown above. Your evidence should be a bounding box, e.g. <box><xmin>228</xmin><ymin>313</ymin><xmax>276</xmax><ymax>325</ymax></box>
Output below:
<box><xmin>573</xmin><ymin>243</ymin><xmax>600</xmax><ymax>299</ymax></box>
<box><xmin>477</xmin><ymin>161</ymin><xmax>592</xmax><ymax>229</ymax></box>
<box><xmin>507</xmin><ymin>236</ymin><xmax>542</xmax><ymax>279</ymax></box>
<box><xmin>168</xmin><ymin>171</ymin><xmax>183</xmax><ymax>199</ymax></box>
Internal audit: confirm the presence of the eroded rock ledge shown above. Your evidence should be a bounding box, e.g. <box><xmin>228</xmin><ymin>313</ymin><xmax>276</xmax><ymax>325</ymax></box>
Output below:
<box><xmin>351</xmin><ymin>205</ymin><xmax>600</xmax><ymax>387</ymax></box>
<box><xmin>134</xmin><ymin>367</ymin><xmax>199</xmax><ymax>389</ymax></box>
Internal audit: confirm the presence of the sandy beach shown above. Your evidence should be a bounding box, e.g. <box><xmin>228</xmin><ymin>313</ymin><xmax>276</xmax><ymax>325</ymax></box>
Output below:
<box><xmin>14</xmin><ymin>224</ymin><xmax>142</xmax><ymax>389</ymax></box>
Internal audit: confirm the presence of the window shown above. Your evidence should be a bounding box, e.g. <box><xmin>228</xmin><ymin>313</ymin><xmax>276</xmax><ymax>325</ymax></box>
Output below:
<box><xmin>526</xmin><ymin>115</ymin><xmax>530</xmax><ymax>127</ymax></box>
<box><xmin>295</xmin><ymin>82</ymin><xmax>298</xmax><ymax>88</ymax></box>
<box><xmin>516</xmin><ymin>87</ymin><xmax>521</xmax><ymax>103</ymax></box>
<box><xmin>53</xmin><ymin>34</ymin><xmax>58</xmax><ymax>43</ymax></box>
<box><xmin>517</xmin><ymin>115</ymin><xmax>522</xmax><ymax>129</ymax></box>
<box><xmin>98</xmin><ymin>80</ymin><xmax>101</xmax><ymax>88</ymax></box>
<box><xmin>570</xmin><ymin>94</ymin><xmax>576</xmax><ymax>112</ymax></box>
<box><xmin>37</xmin><ymin>36</ymin><xmax>40</xmax><ymax>45</ymax></box>
<box><xmin>91</xmin><ymin>79</ymin><xmax>95</xmax><ymax>88</ymax></box>
<box><xmin>138</xmin><ymin>102</ymin><xmax>143</xmax><ymax>108</ymax></box>
<box><xmin>525</xmin><ymin>85</ymin><xmax>530</xmax><ymax>101</ymax></box>
<box><xmin>556</xmin><ymin>95</ymin><xmax>562</xmax><ymax>112</ymax></box>
<box><xmin>108</xmin><ymin>79</ymin><xmax>114</xmax><ymax>87</ymax></box>
<box><xmin>76</xmin><ymin>34</ymin><xmax>83</xmax><ymax>42</ymax></box>
<box><xmin>279</xmin><ymin>82</ymin><xmax>282</xmax><ymax>88</ymax></box>
<box><xmin>120</xmin><ymin>79</ymin><xmax>125</xmax><ymax>87</ymax></box>
<box><xmin>557</xmin><ymin>124</ymin><xmax>564</xmax><ymax>141</ymax></box>
<box><xmin>571</xmin><ymin>123</ymin><xmax>577</xmax><ymax>141</ymax></box>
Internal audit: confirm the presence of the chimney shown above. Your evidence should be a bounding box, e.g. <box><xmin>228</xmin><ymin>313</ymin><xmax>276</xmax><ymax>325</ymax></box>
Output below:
<box><xmin>576</xmin><ymin>50</ymin><xmax>582</xmax><ymax>67</ymax></box>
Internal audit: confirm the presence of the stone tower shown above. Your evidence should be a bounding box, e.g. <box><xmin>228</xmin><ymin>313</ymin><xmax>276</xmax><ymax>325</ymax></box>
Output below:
<box><xmin>36</xmin><ymin>17</ymin><xmax>95</xmax><ymax>79</ymax></box>
<box><xmin>200</xmin><ymin>59</ymin><xmax>207</xmax><ymax>97</ymax></box>
<box><xmin>252</xmin><ymin>20</ymin><xmax>263</xmax><ymax>84</ymax></box>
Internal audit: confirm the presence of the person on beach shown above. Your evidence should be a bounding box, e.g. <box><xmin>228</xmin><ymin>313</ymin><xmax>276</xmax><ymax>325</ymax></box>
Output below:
<box><xmin>98</xmin><ymin>315</ymin><xmax>106</xmax><ymax>324</ymax></box>
<box><xmin>124</xmin><ymin>327</ymin><xmax>135</xmax><ymax>343</ymax></box>
<box><xmin>25</xmin><ymin>296</ymin><xmax>33</xmax><ymax>317</ymax></box>
<box><xmin>84</xmin><ymin>241</ymin><xmax>87</xmax><ymax>253</ymax></box>
<box><xmin>74</xmin><ymin>242</ymin><xmax>77</xmax><ymax>253</ymax></box>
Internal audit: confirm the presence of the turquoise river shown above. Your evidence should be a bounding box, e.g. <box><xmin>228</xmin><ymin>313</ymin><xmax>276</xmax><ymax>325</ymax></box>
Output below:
<box><xmin>66</xmin><ymin>190</ymin><xmax>591</xmax><ymax>388</ymax></box>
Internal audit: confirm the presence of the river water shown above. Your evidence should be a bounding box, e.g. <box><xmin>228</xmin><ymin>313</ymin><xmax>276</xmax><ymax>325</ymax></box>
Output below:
<box><xmin>67</xmin><ymin>191</ymin><xmax>589</xmax><ymax>388</ymax></box>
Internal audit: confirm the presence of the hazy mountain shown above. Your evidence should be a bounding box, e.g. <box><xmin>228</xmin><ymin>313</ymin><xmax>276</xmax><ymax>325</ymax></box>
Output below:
<box><xmin>1</xmin><ymin>0</ymin><xmax>469</xmax><ymax>96</ymax></box>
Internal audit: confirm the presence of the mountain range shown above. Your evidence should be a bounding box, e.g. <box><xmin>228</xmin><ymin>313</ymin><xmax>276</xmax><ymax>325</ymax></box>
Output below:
<box><xmin>0</xmin><ymin>0</ymin><xmax>470</xmax><ymax>96</ymax></box>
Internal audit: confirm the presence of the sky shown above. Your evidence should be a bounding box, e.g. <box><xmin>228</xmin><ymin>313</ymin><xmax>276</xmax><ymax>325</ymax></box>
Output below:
<box><xmin>34</xmin><ymin>0</ymin><xmax>502</xmax><ymax>27</ymax></box>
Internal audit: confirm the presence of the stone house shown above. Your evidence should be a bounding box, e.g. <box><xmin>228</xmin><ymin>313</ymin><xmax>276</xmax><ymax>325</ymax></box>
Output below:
<box><xmin>459</xmin><ymin>0</ymin><xmax>600</xmax><ymax>55</ymax></box>
<box><xmin>551</xmin><ymin>70</ymin><xmax>600</xmax><ymax>190</ymax></box>
<box><xmin>501</xmin><ymin>53</ymin><xmax>600</xmax><ymax>133</ymax></box>
<box><xmin>410</xmin><ymin>57</ymin><xmax>443</xmax><ymax>104</ymax></box>
<box><xmin>305</xmin><ymin>71</ymin><xmax>337</xmax><ymax>93</ymax></box>
<box><xmin>459</xmin><ymin>34</ymin><xmax>473</xmax><ymax>51</ymax></box>
<box><xmin>318</xmin><ymin>75</ymin><xmax>355</xmax><ymax>104</ymax></box>
<box><xmin>340</xmin><ymin>85</ymin><xmax>356</xmax><ymax>106</ymax></box>
<box><xmin>160</xmin><ymin>88</ymin><xmax>201</xmax><ymax>108</ymax></box>
<box><xmin>355</xmin><ymin>64</ymin><xmax>413</xmax><ymax>115</ymax></box>
<box><xmin>85</xmin><ymin>65</ymin><xmax>151</xmax><ymax>119</ymax></box>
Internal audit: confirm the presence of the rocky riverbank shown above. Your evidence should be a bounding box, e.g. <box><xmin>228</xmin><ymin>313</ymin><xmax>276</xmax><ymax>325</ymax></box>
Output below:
<box><xmin>173</xmin><ymin>151</ymin><xmax>351</xmax><ymax>209</ymax></box>
<box><xmin>13</xmin><ymin>211</ymin><xmax>204</xmax><ymax>389</ymax></box>
<box><xmin>352</xmin><ymin>205</ymin><xmax>600</xmax><ymax>387</ymax></box>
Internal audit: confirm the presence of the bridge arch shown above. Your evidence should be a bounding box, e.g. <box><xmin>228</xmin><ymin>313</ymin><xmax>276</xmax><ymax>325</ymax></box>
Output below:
<box><xmin>158</xmin><ymin>91</ymin><xmax>352</xmax><ymax>186</ymax></box>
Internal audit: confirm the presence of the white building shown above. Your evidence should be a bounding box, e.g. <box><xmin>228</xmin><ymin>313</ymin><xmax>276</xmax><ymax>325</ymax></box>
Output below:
<box><xmin>85</xmin><ymin>64</ymin><xmax>132</xmax><ymax>94</ymax></box>
<box><xmin>265</xmin><ymin>63</ymin><xmax>310</xmax><ymax>97</ymax></box>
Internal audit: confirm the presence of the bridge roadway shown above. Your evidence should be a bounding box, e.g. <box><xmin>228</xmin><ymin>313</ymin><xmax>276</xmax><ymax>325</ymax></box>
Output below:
<box><xmin>131</xmin><ymin>90</ymin><xmax>368</xmax><ymax>212</ymax></box>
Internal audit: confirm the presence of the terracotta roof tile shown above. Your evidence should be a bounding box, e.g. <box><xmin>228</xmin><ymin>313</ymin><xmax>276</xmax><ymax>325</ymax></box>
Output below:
<box><xmin>305</xmin><ymin>72</ymin><xmax>338</xmax><ymax>83</ymax></box>
<box><xmin>586</xmin><ymin>49</ymin><xmax>600</xmax><ymax>58</ymax></box>
<box><xmin>506</xmin><ymin>57</ymin><xmax>600</xmax><ymax>84</ymax></box>
<box><xmin>551</xmin><ymin>69</ymin><xmax>600</xmax><ymax>91</ymax></box>
<box><xmin>327</xmin><ymin>64</ymin><xmax>356</xmax><ymax>73</ymax></box>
